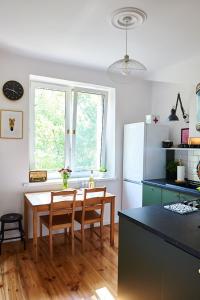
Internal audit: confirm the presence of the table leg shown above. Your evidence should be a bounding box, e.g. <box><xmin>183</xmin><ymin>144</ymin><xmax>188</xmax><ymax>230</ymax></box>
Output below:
<box><xmin>110</xmin><ymin>196</ymin><xmax>115</xmax><ymax>246</ymax></box>
<box><xmin>24</xmin><ymin>197</ymin><xmax>28</xmax><ymax>242</ymax></box>
<box><xmin>33</xmin><ymin>209</ymin><xmax>38</xmax><ymax>261</ymax></box>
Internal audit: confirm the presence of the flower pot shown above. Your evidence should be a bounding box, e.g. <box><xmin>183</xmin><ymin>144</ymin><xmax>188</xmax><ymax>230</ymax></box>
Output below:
<box><xmin>99</xmin><ymin>172</ymin><xmax>107</xmax><ymax>178</ymax></box>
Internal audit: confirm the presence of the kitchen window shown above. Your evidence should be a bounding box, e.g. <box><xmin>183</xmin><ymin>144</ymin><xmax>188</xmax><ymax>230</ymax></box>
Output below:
<box><xmin>30</xmin><ymin>81</ymin><xmax>108</xmax><ymax>178</ymax></box>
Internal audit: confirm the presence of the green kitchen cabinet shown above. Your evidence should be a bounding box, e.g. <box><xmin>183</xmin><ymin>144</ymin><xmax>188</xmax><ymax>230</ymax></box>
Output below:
<box><xmin>143</xmin><ymin>184</ymin><xmax>162</xmax><ymax>206</ymax></box>
<box><xmin>143</xmin><ymin>183</ymin><xmax>200</xmax><ymax>207</ymax></box>
<box><xmin>162</xmin><ymin>189</ymin><xmax>180</xmax><ymax>204</ymax></box>
<box><xmin>179</xmin><ymin>192</ymin><xmax>198</xmax><ymax>202</ymax></box>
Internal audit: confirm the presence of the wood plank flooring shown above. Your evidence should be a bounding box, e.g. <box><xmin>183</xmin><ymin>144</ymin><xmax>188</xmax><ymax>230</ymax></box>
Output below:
<box><xmin>0</xmin><ymin>225</ymin><xmax>118</xmax><ymax>300</ymax></box>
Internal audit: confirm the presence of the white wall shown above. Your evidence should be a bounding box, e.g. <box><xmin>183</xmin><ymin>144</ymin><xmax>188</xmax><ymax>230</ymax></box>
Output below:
<box><xmin>149</xmin><ymin>54</ymin><xmax>200</xmax><ymax>138</ymax></box>
<box><xmin>149</xmin><ymin>55</ymin><xmax>200</xmax><ymax>86</ymax></box>
<box><xmin>0</xmin><ymin>50</ymin><xmax>152</xmax><ymax>237</ymax></box>
<box><xmin>150</xmin><ymin>56</ymin><xmax>200</xmax><ymax>181</ymax></box>
<box><xmin>151</xmin><ymin>81</ymin><xmax>194</xmax><ymax>145</ymax></box>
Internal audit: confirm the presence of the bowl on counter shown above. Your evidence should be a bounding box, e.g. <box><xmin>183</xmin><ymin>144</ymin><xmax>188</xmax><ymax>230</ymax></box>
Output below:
<box><xmin>162</xmin><ymin>140</ymin><xmax>173</xmax><ymax>148</ymax></box>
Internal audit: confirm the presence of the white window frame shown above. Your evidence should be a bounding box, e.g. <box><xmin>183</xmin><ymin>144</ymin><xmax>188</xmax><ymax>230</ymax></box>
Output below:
<box><xmin>72</xmin><ymin>87</ymin><xmax>108</xmax><ymax>175</ymax></box>
<box><xmin>30</xmin><ymin>81</ymin><xmax>108</xmax><ymax>178</ymax></box>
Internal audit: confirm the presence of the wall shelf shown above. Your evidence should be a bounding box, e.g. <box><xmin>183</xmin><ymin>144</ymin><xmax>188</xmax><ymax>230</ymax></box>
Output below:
<box><xmin>162</xmin><ymin>148</ymin><xmax>199</xmax><ymax>151</ymax></box>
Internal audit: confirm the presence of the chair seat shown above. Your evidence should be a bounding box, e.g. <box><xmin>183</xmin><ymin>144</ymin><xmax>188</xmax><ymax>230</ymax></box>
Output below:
<box><xmin>75</xmin><ymin>210</ymin><xmax>101</xmax><ymax>223</ymax></box>
<box><xmin>0</xmin><ymin>213</ymin><xmax>22</xmax><ymax>223</ymax></box>
<box><xmin>40</xmin><ymin>214</ymin><xmax>72</xmax><ymax>228</ymax></box>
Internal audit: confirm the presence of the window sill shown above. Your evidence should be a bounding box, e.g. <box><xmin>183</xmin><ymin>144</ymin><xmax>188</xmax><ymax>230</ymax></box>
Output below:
<box><xmin>23</xmin><ymin>176</ymin><xmax>117</xmax><ymax>188</ymax></box>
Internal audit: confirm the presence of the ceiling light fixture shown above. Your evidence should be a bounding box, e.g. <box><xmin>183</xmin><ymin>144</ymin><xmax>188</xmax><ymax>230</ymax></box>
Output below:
<box><xmin>107</xmin><ymin>7</ymin><xmax>147</xmax><ymax>83</ymax></box>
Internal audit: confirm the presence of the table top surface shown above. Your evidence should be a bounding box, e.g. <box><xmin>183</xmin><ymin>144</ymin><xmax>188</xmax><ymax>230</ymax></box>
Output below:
<box><xmin>25</xmin><ymin>190</ymin><xmax>114</xmax><ymax>206</ymax></box>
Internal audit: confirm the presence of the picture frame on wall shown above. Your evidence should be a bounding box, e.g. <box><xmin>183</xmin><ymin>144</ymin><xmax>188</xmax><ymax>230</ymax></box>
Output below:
<box><xmin>181</xmin><ymin>128</ymin><xmax>189</xmax><ymax>144</ymax></box>
<box><xmin>0</xmin><ymin>110</ymin><xmax>23</xmax><ymax>139</ymax></box>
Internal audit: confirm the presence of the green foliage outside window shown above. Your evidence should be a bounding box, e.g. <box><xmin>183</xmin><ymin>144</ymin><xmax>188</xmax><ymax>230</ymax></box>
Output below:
<box><xmin>34</xmin><ymin>89</ymin><xmax>65</xmax><ymax>170</ymax></box>
<box><xmin>74</xmin><ymin>92</ymin><xmax>103</xmax><ymax>171</ymax></box>
<box><xmin>33</xmin><ymin>88</ymin><xmax>104</xmax><ymax>172</ymax></box>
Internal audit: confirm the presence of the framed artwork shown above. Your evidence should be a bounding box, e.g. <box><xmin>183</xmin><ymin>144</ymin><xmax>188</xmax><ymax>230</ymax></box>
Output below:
<box><xmin>0</xmin><ymin>110</ymin><xmax>23</xmax><ymax>139</ymax></box>
<box><xmin>29</xmin><ymin>170</ymin><xmax>47</xmax><ymax>182</ymax></box>
<box><xmin>181</xmin><ymin>128</ymin><xmax>189</xmax><ymax>144</ymax></box>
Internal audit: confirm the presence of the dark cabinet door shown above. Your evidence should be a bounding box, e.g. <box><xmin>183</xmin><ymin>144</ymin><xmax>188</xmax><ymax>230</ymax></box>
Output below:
<box><xmin>118</xmin><ymin>217</ymin><xmax>163</xmax><ymax>300</ymax></box>
<box><xmin>163</xmin><ymin>241</ymin><xmax>200</xmax><ymax>300</ymax></box>
<box><xmin>118</xmin><ymin>216</ymin><xmax>200</xmax><ymax>300</ymax></box>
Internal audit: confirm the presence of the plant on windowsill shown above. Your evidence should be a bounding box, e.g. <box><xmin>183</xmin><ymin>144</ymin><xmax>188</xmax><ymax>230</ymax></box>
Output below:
<box><xmin>58</xmin><ymin>167</ymin><xmax>72</xmax><ymax>189</ymax></box>
<box><xmin>99</xmin><ymin>166</ymin><xmax>107</xmax><ymax>178</ymax></box>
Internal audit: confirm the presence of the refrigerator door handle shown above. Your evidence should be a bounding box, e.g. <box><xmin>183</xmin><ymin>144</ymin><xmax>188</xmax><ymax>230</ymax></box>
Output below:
<box><xmin>123</xmin><ymin>179</ymin><xmax>142</xmax><ymax>185</ymax></box>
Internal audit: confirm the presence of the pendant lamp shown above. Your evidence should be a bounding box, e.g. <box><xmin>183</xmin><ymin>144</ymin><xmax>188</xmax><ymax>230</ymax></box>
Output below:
<box><xmin>107</xmin><ymin>7</ymin><xmax>147</xmax><ymax>83</ymax></box>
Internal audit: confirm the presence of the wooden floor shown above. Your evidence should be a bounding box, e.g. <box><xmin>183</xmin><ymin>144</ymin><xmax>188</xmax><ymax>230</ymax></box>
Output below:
<box><xmin>0</xmin><ymin>225</ymin><xmax>118</xmax><ymax>300</ymax></box>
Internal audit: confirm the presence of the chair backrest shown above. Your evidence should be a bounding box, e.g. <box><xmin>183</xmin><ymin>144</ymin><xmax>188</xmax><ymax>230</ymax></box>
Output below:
<box><xmin>82</xmin><ymin>187</ymin><xmax>106</xmax><ymax>222</ymax></box>
<box><xmin>49</xmin><ymin>190</ymin><xmax>77</xmax><ymax>227</ymax></box>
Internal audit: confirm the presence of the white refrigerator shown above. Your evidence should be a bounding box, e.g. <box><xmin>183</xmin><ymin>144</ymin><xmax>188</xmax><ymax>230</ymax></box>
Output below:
<box><xmin>122</xmin><ymin>122</ymin><xmax>169</xmax><ymax>210</ymax></box>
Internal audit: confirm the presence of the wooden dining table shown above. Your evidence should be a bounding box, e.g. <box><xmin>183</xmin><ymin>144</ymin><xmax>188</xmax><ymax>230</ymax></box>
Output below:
<box><xmin>24</xmin><ymin>190</ymin><xmax>115</xmax><ymax>261</ymax></box>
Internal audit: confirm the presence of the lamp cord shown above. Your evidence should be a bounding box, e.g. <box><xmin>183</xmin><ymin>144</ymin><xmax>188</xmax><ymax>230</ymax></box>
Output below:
<box><xmin>125</xmin><ymin>20</ymin><xmax>128</xmax><ymax>56</ymax></box>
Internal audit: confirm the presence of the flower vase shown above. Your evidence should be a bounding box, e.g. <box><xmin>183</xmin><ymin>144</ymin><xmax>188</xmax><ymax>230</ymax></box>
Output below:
<box><xmin>62</xmin><ymin>173</ymin><xmax>69</xmax><ymax>189</ymax></box>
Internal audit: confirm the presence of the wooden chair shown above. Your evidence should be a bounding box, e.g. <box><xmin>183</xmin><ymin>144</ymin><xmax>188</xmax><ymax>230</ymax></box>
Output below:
<box><xmin>40</xmin><ymin>189</ymin><xmax>77</xmax><ymax>258</ymax></box>
<box><xmin>75</xmin><ymin>187</ymin><xmax>106</xmax><ymax>252</ymax></box>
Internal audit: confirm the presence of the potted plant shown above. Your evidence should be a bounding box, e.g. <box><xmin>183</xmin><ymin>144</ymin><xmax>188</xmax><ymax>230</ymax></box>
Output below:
<box><xmin>99</xmin><ymin>166</ymin><xmax>107</xmax><ymax>178</ymax></box>
<box><xmin>166</xmin><ymin>160</ymin><xmax>179</xmax><ymax>180</ymax></box>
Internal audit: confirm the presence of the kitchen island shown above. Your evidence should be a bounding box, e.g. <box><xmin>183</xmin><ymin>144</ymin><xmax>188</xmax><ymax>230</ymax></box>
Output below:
<box><xmin>118</xmin><ymin>205</ymin><xmax>200</xmax><ymax>300</ymax></box>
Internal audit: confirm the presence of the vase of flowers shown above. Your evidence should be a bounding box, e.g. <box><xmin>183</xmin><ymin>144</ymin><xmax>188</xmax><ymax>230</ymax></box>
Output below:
<box><xmin>58</xmin><ymin>167</ymin><xmax>72</xmax><ymax>189</ymax></box>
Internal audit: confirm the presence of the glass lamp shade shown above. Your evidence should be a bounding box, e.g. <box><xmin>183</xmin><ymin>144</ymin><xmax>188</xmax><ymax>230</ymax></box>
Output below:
<box><xmin>107</xmin><ymin>55</ymin><xmax>146</xmax><ymax>84</ymax></box>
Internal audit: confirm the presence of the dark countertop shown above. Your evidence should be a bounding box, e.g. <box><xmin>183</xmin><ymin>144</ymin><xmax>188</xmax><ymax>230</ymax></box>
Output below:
<box><xmin>119</xmin><ymin>206</ymin><xmax>200</xmax><ymax>259</ymax></box>
<box><xmin>143</xmin><ymin>178</ymin><xmax>200</xmax><ymax>197</ymax></box>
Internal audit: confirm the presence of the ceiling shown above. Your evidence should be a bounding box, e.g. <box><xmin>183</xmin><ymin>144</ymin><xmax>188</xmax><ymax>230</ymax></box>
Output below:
<box><xmin>0</xmin><ymin>0</ymin><xmax>200</xmax><ymax>74</ymax></box>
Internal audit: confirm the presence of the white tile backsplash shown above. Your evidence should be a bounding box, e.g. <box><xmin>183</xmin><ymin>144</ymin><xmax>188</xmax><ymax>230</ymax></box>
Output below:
<box><xmin>174</xmin><ymin>150</ymin><xmax>200</xmax><ymax>181</ymax></box>
<box><xmin>189</xmin><ymin>155</ymin><xmax>199</xmax><ymax>162</ymax></box>
<box><xmin>187</xmin><ymin>150</ymin><xmax>200</xmax><ymax>181</ymax></box>
<box><xmin>193</xmin><ymin>150</ymin><xmax>200</xmax><ymax>155</ymax></box>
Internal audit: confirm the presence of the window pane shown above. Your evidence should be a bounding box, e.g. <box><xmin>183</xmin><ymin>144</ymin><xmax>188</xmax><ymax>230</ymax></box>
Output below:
<box><xmin>34</xmin><ymin>88</ymin><xmax>65</xmax><ymax>170</ymax></box>
<box><xmin>74</xmin><ymin>92</ymin><xmax>103</xmax><ymax>171</ymax></box>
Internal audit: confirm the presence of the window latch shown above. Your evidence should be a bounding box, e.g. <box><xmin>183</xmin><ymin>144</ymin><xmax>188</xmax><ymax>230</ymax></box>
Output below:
<box><xmin>67</xmin><ymin>129</ymin><xmax>76</xmax><ymax>135</ymax></box>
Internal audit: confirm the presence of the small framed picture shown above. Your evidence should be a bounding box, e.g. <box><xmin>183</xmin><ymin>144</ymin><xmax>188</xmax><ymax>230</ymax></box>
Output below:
<box><xmin>0</xmin><ymin>110</ymin><xmax>23</xmax><ymax>139</ymax></box>
<box><xmin>29</xmin><ymin>170</ymin><xmax>47</xmax><ymax>182</ymax></box>
<box><xmin>181</xmin><ymin>128</ymin><xmax>189</xmax><ymax>144</ymax></box>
